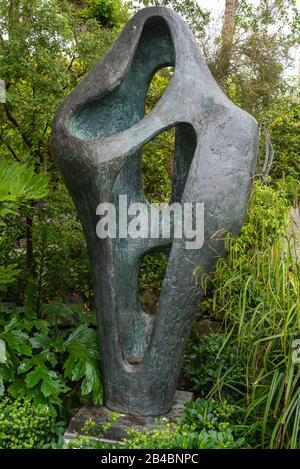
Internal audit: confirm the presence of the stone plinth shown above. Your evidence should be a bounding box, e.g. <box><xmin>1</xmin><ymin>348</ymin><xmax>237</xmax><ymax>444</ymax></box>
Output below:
<box><xmin>64</xmin><ymin>390</ymin><xmax>193</xmax><ymax>446</ymax></box>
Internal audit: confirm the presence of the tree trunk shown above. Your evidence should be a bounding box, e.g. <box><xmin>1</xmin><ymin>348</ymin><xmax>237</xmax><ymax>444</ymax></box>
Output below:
<box><xmin>213</xmin><ymin>0</ymin><xmax>239</xmax><ymax>85</ymax></box>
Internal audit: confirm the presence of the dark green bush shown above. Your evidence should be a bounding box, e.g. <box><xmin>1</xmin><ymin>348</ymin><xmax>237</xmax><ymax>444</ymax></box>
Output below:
<box><xmin>0</xmin><ymin>301</ymin><xmax>102</xmax><ymax>415</ymax></box>
<box><xmin>138</xmin><ymin>252</ymin><xmax>168</xmax><ymax>314</ymax></box>
<box><xmin>187</xmin><ymin>333</ymin><xmax>245</xmax><ymax>400</ymax></box>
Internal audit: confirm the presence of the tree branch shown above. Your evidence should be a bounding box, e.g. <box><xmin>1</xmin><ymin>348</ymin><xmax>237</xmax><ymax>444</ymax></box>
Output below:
<box><xmin>0</xmin><ymin>137</ymin><xmax>21</xmax><ymax>162</ymax></box>
<box><xmin>4</xmin><ymin>103</ymin><xmax>33</xmax><ymax>149</ymax></box>
<box><xmin>7</xmin><ymin>143</ymin><xmax>20</xmax><ymax>161</ymax></box>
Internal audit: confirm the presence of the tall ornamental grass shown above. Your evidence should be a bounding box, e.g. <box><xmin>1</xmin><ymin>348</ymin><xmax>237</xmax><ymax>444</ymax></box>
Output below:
<box><xmin>209</xmin><ymin>181</ymin><xmax>300</xmax><ymax>448</ymax></box>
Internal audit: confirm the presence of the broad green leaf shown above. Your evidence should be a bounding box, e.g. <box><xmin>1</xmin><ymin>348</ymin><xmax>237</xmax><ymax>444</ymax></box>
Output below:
<box><xmin>25</xmin><ymin>365</ymin><xmax>69</xmax><ymax>399</ymax></box>
<box><xmin>2</xmin><ymin>333</ymin><xmax>31</xmax><ymax>357</ymax></box>
<box><xmin>17</xmin><ymin>360</ymin><xmax>35</xmax><ymax>375</ymax></box>
<box><xmin>0</xmin><ymin>160</ymin><xmax>49</xmax><ymax>219</ymax></box>
<box><xmin>2</xmin><ymin>326</ymin><xmax>32</xmax><ymax>357</ymax></box>
<box><xmin>40</xmin><ymin>370</ymin><xmax>63</xmax><ymax>398</ymax></box>
<box><xmin>25</xmin><ymin>366</ymin><xmax>45</xmax><ymax>388</ymax></box>
<box><xmin>64</xmin><ymin>325</ymin><xmax>103</xmax><ymax>404</ymax></box>
<box><xmin>30</xmin><ymin>333</ymin><xmax>52</xmax><ymax>350</ymax></box>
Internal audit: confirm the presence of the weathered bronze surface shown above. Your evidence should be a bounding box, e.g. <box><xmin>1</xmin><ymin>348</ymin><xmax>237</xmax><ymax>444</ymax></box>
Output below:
<box><xmin>52</xmin><ymin>7</ymin><xmax>258</xmax><ymax>416</ymax></box>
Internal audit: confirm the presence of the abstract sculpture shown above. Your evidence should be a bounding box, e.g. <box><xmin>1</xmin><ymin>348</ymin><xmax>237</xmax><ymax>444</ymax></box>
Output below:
<box><xmin>51</xmin><ymin>7</ymin><xmax>258</xmax><ymax>416</ymax></box>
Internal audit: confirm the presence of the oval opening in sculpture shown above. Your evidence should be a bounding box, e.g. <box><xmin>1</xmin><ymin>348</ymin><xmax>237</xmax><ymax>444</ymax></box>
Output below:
<box><xmin>141</xmin><ymin>127</ymin><xmax>175</xmax><ymax>204</ymax></box>
<box><xmin>138</xmin><ymin>250</ymin><xmax>169</xmax><ymax>316</ymax></box>
<box><xmin>145</xmin><ymin>66</ymin><xmax>174</xmax><ymax>116</ymax></box>
<box><xmin>68</xmin><ymin>16</ymin><xmax>175</xmax><ymax>140</ymax></box>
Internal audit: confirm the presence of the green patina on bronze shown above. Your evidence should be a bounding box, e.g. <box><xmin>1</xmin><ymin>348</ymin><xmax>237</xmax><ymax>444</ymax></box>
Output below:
<box><xmin>51</xmin><ymin>7</ymin><xmax>258</xmax><ymax>416</ymax></box>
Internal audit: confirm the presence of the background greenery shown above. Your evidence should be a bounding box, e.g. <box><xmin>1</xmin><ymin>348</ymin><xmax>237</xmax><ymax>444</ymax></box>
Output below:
<box><xmin>0</xmin><ymin>0</ymin><xmax>299</xmax><ymax>449</ymax></box>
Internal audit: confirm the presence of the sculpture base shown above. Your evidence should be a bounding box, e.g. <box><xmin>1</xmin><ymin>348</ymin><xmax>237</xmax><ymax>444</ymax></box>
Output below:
<box><xmin>64</xmin><ymin>390</ymin><xmax>193</xmax><ymax>446</ymax></box>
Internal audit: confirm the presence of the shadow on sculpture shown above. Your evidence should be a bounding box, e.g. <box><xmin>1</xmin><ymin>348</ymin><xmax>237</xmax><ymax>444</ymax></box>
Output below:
<box><xmin>51</xmin><ymin>7</ymin><xmax>258</xmax><ymax>416</ymax></box>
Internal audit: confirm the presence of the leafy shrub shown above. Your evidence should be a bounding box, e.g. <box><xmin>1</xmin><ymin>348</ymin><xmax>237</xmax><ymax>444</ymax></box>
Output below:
<box><xmin>79</xmin><ymin>0</ymin><xmax>128</xmax><ymax>28</ymax></box>
<box><xmin>266</xmin><ymin>95</ymin><xmax>300</xmax><ymax>182</ymax></box>
<box><xmin>187</xmin><ymin>334</ymin><xmax>245</xmax><ymax>400</ymax></box>
<box><xmin>123</xmin><ymin>422</ymin><xmax>245</xmax><ymax>449</ymax></box>
<box><xmin>67</xmin><ymin>420</ymin><xmax>244</xmax><ymax>450</ymax></box>
<box><xmin>1</xmin><ymin>180</ymin><xmax>92</xmax><ymax>306</ymax></box>
<box><xmin>138</xmin><ymin>251</ymin><xmax>168</xmax><ymax>313</ymax></box>
<box><xmin>32</xmin><ymin>183</ymin><xmax>92</xmax><ymax>301</ymax></box>
<box><xmin>124</xmin><ymin>399</ymin><xmax>245</xmax><ymax>449</ymax></box>
<box><xmin>0</xmin><ymin>160</ymin><xmax>49</xmax><ymax>294</ymax></box>
<box><xmin>0</xmin><ymin>397</ymin><xmax>60</xmax><ymax>448</ymax></box>
<box><xmin>277</xmin><ymin>176</ymin><xmax>299</xmax><ymax>206</ymax></box>
<box><xmin>0</xmin><ymin>160</ymin><xmax>49</xmax><ymax>220</ymax></box>
<box><xmin>207</xmin><ymin>181</ymin><xmax>300</xmax><ymax>448</ymax></box>
<box><xmin>65</xmin><ymin>398</ymin><xmax>244</xmax><ymax>449</ymax></box>
<box><xmin>0</xmin><ymin>302</ymin><xmax>103</xmax><ymax>414</ymax></box>
<box><xmin>182</xmin><ymin>398</ymin><xmax>237</xmax><ymax>432</ymax></box>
